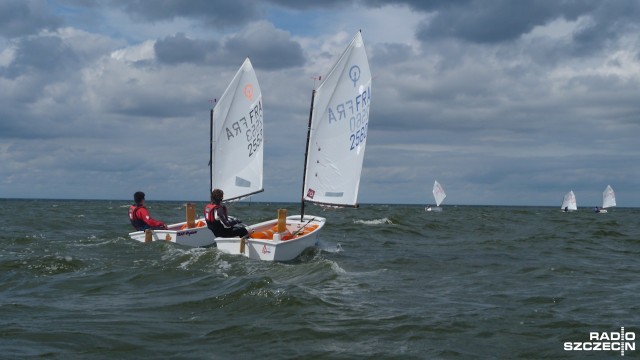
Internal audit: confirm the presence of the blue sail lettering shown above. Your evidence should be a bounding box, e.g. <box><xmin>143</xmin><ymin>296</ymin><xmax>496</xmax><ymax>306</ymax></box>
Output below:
<box><xmin>327</xmin><ymin>85</ymin><xmax>372</xmax><ymax>126</ymax></box>
<box><xmin>328</xmin><ymin>108</ymin><xmax>337</xmax><ymax>123</ymax></box>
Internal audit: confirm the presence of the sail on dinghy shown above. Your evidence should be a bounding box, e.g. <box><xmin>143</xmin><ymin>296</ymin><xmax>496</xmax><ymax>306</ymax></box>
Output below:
<box><xmin>426</xmin><ymin>180</ymin><xmax>446</xmax><ymax>212</ymax></box>
<box><xmin>598</xmin><ymin>185</ymin><xmax>616</xmax><ymax>213</ymax></box>
<box><xmin>220</xmin><ymin>30</ymin><xmax>372</xmax><ymax>261</ymax></box>
<box><xmin>128</xmin><ymin>58</ymin><xmax>265</xmax><ymax>248</ymax></box>
<box><xmin>561</xmin><ymin>190</ymin><xmax>577</xmax><ymax>212</ymax></box>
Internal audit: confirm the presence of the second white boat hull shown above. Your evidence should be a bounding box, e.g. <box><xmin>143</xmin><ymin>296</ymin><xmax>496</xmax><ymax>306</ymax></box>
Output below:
<box><xmin>216</xmin><ymin>215</ymin><xmax>325</xmax><ymax>261</ymax></box>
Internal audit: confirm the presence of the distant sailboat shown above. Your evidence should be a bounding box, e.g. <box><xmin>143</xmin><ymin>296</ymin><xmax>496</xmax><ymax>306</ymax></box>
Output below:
<box><xmin>426</xmin><ymin>180</ymin><xmax>446</xmax><ymax>212</ymax></box>
<box><xmin>598</xmin><ymin>185</ymin><xmax>616</xmax><ymax>213</ymax></box>
<box><xmin>561</xmin><ymin>190</ymin><xmax>577</xmax><ymax>212</ymax></box>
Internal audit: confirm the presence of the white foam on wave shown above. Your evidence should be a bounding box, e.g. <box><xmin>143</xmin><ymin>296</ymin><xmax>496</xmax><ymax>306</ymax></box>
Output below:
<box><xmin>320</xmin><ymin>241</ymin><xmax>343</xmax><ymax>254</ymax></box>
<box><xmin>330</xmin><ymin>260</ymin><xmax>347</xmax><ymax>274</ymax></box>
<box><xmin>353</xmin><ymin>218</ymin><xmax>393</xmax><ymax>225</ymax></box>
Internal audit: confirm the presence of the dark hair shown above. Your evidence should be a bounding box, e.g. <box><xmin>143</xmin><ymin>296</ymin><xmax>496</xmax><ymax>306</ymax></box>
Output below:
<box><xmin>134</xmin><ymin>191</ymin><xmax>145</xmax><ymax>204</ymax></box>
<box><xmin>211</xmin><ymin>189</ymin><xmax>223</xmax><ymax>203</ymax></box>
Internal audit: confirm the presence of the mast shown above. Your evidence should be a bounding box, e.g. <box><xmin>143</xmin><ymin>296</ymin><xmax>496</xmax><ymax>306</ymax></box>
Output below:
<box><xmin>209</xmin><ymin>104</ymin><xmax>214</xmax><ymax>194</ymax></box>
<box><xmin>300</xmin><ymin>88</ymin><xmax>316</xmax><ymax>220</ymax></box>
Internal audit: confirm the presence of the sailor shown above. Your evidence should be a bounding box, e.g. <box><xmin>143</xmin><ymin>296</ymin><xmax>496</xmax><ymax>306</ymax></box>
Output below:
<box><xmin>594</xmin><ymin>206</ymin><xmax>600</xmax><ymax>213</ymax></box>
<box><xmin>204</xmin><ymin>189</ymin><xmax>249</xmax><ymax>238</ymax></box>
<box><xmin>128</xmin><ymin>191</ymin><xmax>167</xmax><ymax>231</ymax></box>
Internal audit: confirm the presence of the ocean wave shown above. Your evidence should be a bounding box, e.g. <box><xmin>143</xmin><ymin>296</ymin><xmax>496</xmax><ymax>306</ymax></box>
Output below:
<box><xmin>353</xmin><ymin>218</ymin><xmax>393</xmax><ymax>225</ymax></box>
<box><xmin>320</xmin><ymin>241</ymin><xmax>343</xmax><ymax>254</ymax></box>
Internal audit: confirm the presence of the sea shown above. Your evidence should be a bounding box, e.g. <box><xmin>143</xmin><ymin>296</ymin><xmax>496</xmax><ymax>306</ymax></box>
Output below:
<box><xmin>1</xmin><ymin>199</ymin><xmax>638</xmax><ymax>359</ymax></box>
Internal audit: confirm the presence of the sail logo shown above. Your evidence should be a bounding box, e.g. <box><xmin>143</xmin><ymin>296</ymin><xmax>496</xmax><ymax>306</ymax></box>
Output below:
<box><xmin>349</xmin><ymin>65</ymin><xmax>360</xmax><ymax>87</ymax></box>
<box><xmin>243</xmin><ymin>83</ymin><xmax>253</xmax><ymax>100</ymax></box>
<box><xmin>306</xmin><ymin>188</ymin><xmax>315</xmax><ymax>199</ymax></box>
<box><xmin>564</xmin><ymin>327</ymin><xmax>635</xmax><ymax>356</ymax></box>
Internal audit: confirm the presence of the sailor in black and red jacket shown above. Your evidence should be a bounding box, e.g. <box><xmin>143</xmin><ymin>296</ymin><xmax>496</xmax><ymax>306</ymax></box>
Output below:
<box><xmin>204</xmin><ymin>189</ymin><xmax>248</xmax><ymax>238</ymax></box>
<box><xmin>129</xmin><ymin>191</ymin><xmax>167</xmax><ymax>231</ymax></box>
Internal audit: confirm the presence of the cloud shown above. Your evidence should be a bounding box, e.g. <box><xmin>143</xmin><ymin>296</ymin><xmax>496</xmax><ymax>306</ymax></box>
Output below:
<box><xmin>2</xmin><ymin>35</ymin><xmax>79</xmax><ymax>78</ymax></box>
<box><xmin>107</xmin><ymin>0</ymin><xmax>264</xmax><ymax>28</ymax></box>
<box><xmin>0</xmin><ymin>0</ymin><xmax>62</xmax><ymax>38</ymax></box>
<box><xmin>223</xmin><ymin>21</ymin><xmax>305</xmax><ymax>70</ymax></box>
<box><xmin>154</xmin><ymin>33</ymin><xmax>213</xmax><ymax>65</ymax></box>
<box><xmin>153</xmin><ymin>22</ymin><xmax>304</xmax><ymax>70</ymax></box>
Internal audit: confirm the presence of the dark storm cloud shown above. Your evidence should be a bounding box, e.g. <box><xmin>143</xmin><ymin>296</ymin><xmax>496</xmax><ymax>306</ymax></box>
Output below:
<box><xmin>153</xmin><ymin>25</ymin><xmax>304</xmax><ymax>69</ymax></box>
<box><xmin>266</xmin><ymin>0</ymin><xmax>347</xmax><ymax>10</ymax></box>
<box><xmin>0</xmin><ymin>0</ymin><xmax>62</xmax><ymax>38</ymax></box>
<box><xmin>108</xmin><ymin>0</ymin><xmax>262</xmax><ymax>28</ymax></box>
<box><xmin>154</xmin><ymin>33</ymin><xmax>214</xmax><ymax>65</ymax></box>
<box><xmin>362</xmin><ymin>0</ymin><xmax>471</xmax><ymax>11</ymax></box>
<box><xmin>1</xmin><ymin>35</ymin><xmax>79</xmax><ymax>79</ymax></box>
<box><xmin>570</xmin><ymin>1</ymin><xmax>640</xmax><ymax>55</ymax></box>
<box><xmin>416</xmin><ymin>0</ymin><xmax>592</xmax><ymax>44</ymax></box>
<box><xmin>370</xmin><ymin>42</ymin><xmax>413</xmax><ymax>66</ymax></box>
<box><xmin>223</xmin><ymin>25</ymin><xmax>305</xmax><ymax>70</ymax></box>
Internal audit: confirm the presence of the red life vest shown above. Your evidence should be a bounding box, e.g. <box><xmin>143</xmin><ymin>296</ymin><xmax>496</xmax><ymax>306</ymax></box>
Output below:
<box><xmin>129</xmin><ymin>205</ymin><xmax>146</xmax><ymax>230</ymax></box>
<box><xmin>204</xmin><ymin>203</ymin><xmax>224</xmax><ymax>223</ymax></box>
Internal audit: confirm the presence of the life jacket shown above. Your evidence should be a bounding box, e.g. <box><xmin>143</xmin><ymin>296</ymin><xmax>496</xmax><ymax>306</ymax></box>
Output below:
<box><xmin>129</xmin><ymin>205</ymin><xmax>147</xmax><ymax>231</ymax></box>
<box><xmin>204</xmin><ymin>203</ymin><xmax>223</xmax><ymax>223</ymax></box>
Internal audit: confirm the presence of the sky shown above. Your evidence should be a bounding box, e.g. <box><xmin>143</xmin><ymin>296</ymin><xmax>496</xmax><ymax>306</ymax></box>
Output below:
<box><xmin>1</xmin><ymin>0</ymin><xmax>639</xmax><ymax>207</ymax></box>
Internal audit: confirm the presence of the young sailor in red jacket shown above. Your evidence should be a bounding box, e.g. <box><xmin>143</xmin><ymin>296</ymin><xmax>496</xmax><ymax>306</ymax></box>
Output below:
<box><xmin>129</xmin><ymin>191</ymin><xmax>167</xmax><ymax>231</ymax></box>
<box><xmin>204</xmin><ymin>189</ymin><xmax>248</xmax><ymax>238</ymax></box>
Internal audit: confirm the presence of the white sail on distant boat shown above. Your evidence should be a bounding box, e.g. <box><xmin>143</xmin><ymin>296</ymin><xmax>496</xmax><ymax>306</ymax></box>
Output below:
<box><xmin>598</xmin><ymin>185</ymin><xmax>616</xmax><ymax>213</ymax></box>
<box><xmin>426</xmin><ymin>180</ymin><xmax>446</xmax><ymax>212</ymax></box>
<box><xmin>561</xmin><ymin>190</ymin><xmax>577</xmax><ymax>212</ymax></box>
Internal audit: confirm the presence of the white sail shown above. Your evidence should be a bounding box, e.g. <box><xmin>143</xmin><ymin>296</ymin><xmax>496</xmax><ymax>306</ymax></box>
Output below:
<box><xmin>561</xmin><ymin>190</ymin><xmax>577</xmax><ymax>211</ymax></box>
<box><xmin>602</xmin><ymin>185</ymin><xmax>616</xmax><ymax>209</ymax></box>
<box><xmin>433</xmin><ymin>180</ymin><xmax>446</xmax><ymax>207</ymax></box>
<box><xmin>303</xmin><ymin>31</ymin><xmax>372</xmax><ymax>206</ymax></box>
<box><xmin>211</xmin><ymin>58</ymin><xmax>264</xmax><ymax>201</ymax></box>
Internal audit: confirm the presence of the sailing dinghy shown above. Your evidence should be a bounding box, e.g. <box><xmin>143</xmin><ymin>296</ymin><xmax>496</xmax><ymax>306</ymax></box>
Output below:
<box><xmin>222</xmin><ymin>30</ymin><xmax>372</xmax><ymax>261</ymax></box>
<box><xmin>561</xmin><ymin>190</ymin><xmax>577</xmax><ymax>212</ymax></box>
<box><xmin>426</xmin><ymin>180</ymin><xmax>446</xmax><ymax>212</ymax></box>
<box><xmin>128</xmin><ymin>58</ymin><xmax>266</xmax><ymax>248</ymax></box>
<box><xmin>598</xmin><ymin>185</ymin><xmax>616</xmax><ymax>213</ymax></box>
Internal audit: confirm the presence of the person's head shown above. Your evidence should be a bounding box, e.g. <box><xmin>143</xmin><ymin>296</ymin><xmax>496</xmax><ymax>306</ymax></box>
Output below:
<box><xmin>211</xmin><ymin>189</ymin><xmax>224</xmax><ymax>204</ymax></box>
<box><xmin>134</xmin><ymin>191</ymin><xmax>145</xmax><ymax>205</ymax></box>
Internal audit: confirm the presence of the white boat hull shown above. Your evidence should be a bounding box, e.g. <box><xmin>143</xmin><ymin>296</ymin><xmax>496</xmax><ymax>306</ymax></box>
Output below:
<box><xmin>425</xmin><ymin>207</ymin><xmax>442</xmax><ymax>212</ymax></box>
<box><xmin>129</xmin><ymin>215</ymin><xmax>326</xmax><ymax>262</ymax></box>
<box><xmin>128</xmin><ymin>219</ymin><xmax>215</xmax><ymax>247</ymax></box>
<box><xmin>216</xmin><ymin>215</ymin><xmax>325</xmax><ymax>261</ymax></box>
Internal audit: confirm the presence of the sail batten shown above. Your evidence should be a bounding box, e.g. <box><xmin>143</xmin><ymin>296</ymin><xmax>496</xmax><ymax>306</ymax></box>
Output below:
<box><xmin>302</xmin><ymin>31</ymin><xmax>372</xmax><ymax>207</ymax></box>
<box><xmin>211</xmin><ymin>58</ymin><xmax>264</xmax><ymax>201</ymax></box>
